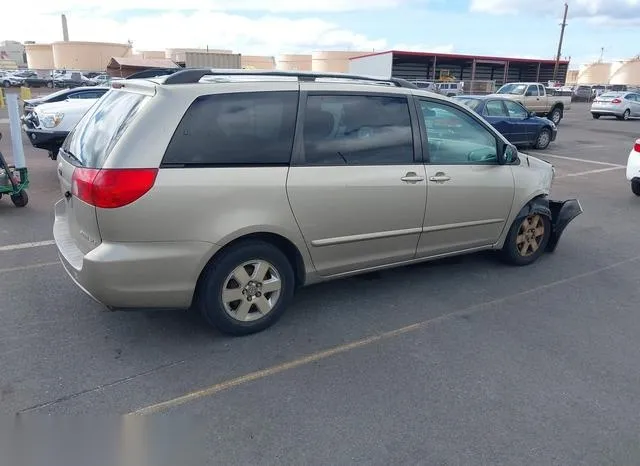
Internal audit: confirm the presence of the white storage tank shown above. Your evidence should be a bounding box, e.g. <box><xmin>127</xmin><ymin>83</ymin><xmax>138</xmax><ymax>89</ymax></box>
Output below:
<box><xmin>609</xmin><ymin>59</ymin><xmax>640</xmax><ymax>86</ymax></box>
<box><xmin>577</xmin><ymin>62</ymin><xmax>611</xmax><ymax>84</ymax></box>
<box><xmin>277</xmin><ymin>54</ymin><xmax>312</xmax><ymax>71</ymax></box>
<box><xmin>312</xmin><ymin>51</ymin><xmax>369</xmax><ymax>73</ymax></box>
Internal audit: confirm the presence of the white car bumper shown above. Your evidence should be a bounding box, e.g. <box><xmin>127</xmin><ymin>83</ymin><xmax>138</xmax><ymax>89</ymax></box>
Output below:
<box><xmin>627</xmin><ymin>146</ymin><xmax>640</xmax><ymax>182</ymax></box>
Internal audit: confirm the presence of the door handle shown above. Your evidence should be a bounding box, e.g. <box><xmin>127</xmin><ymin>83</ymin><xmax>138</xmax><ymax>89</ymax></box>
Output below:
<box><xmin>401</xmin><ymin>172</ymin><xmax>425</xmax><ymax>183</ymax></box>
<box><xmin>429</xmin><ymin>172</ymin><xmax>451</xmax><ymax>182</ymax></box>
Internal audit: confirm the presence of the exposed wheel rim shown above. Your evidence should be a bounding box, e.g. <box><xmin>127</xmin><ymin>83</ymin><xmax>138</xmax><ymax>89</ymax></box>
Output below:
<box><xmin>222</xmin><ymin>260</ymin><xmax>282</xmax><ymax>322</ymax></box>
<box><xmin>623</xmin><ymin>110</ymin><xmax>630</xmax><ymax>120</ymax></box>
<box><xmin>516</xmin><ymin>215</ymin><xmax>545</xmax><ymax>257</ymax></box>
<box><xmin>551</xmin><ymin>109</ymin><xmax>561</xmax><ymax>124</ymax></box>
<box><xmin>537</xmin><ymin>130</ymin><xmax>550</xmax><ymax>148</ymax></box>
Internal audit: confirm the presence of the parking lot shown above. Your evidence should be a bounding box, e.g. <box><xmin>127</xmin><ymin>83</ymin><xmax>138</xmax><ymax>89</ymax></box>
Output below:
<box><xmin>1</xmin><ymin>98</ymin><xmax>640</xmax><ymax>463</ymax></box>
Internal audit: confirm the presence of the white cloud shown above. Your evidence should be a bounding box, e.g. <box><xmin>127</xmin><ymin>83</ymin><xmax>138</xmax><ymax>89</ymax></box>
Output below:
<box><xmin>1</xmin><ymin>10</ymin><xmax>389</xmax><ymax>54</ymax></box>
<box><xmin>469</xmin><ymin>0</ymin><xmax>640</xmax><ymax>24</ymax></box>
<box><xmin>6</xmin><ymin>0</ymin><xmax>406</xmax><ymax>14</ymax></box>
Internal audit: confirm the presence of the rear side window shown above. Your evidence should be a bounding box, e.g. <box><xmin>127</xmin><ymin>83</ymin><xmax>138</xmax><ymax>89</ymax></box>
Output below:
<box><xmin>302</xmin><ymin>94</ymin><xmax>414</xmax><ymax>166</ymax></box>
<box><xmin>62</xmin><ymin>90</ymin><xmax>147</xmax><ymax>168</ymax></box>
<box><xmin>162</xmin><ymin>91</ymin><xmax>298</xmax><ymax>166</ymax></box>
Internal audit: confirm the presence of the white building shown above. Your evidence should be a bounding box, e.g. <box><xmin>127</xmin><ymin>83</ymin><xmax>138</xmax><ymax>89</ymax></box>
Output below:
<box><xmin>0</xmin><ymin>40</ymin><xmax>26</xmax><ymax>67</ymax></box>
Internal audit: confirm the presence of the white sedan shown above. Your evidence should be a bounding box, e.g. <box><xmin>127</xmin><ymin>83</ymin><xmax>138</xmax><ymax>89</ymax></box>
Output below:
<box><xmin>627</xmin><ymin>139</ymin><xmax>640</xmax><ymax>196</ymax></box>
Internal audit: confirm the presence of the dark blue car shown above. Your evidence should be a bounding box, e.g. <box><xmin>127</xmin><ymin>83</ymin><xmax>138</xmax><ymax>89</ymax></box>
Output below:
<box><xmin>453</xmin><ymin>96</ymin><xmax>557</xmax><ymax>150</ymax></box>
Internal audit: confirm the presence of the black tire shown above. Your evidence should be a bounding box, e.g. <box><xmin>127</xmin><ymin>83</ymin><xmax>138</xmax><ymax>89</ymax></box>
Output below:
<box><xmin>501</xmin><ymin>213</ymin><xmax>551</xmax><ymax>266</ymax></box>
<box><xmin>2</xmin><ymin>80</ymin><xmax>10</xmax><ymax>88</ymax></box>
<box><xmin>46</xmin><ymin>81</ymin><xmax>53</xmax><ymax>88</ymax></box>
<box><xmin>10</xmin><ymin>190</ymin><xmax>28</xmax><ymax>207</ymax></box>
<box><xmin>623</xmin><ymin>109</ymin><xmax>631</xmax><ymax>121</ymax></box>
<box><xmin>549</xmin><ymin>106</ymin><xmax>563</xmax><ymax>125</ymax></box>
<box><xmin>197</xmin><ymin>241</ymin><xmax>295</xmax><ymax>336</ymax></box>
<box><xmin>592</xmin><ymin>113</ymin><xmax>600</xmax><ymax>119</ymax></box>
<box><xmin>632</xmin><ymin>180</ymin><xmax>640</xmax><ymax>196</ymax></box>
<box><xmin>534</xmin><ymin>127</ymin><xmax>552</xmax><ymax>150</ymax></box>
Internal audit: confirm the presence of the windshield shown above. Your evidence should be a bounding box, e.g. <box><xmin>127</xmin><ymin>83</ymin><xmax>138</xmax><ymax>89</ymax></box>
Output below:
<box><xmin>61</xmin><ymin>90</ymin><xmax>148</xmax><ymax>168</ymax></box>
<box><xmin>496</xmin><ymin>84</ymin><xmax>527</xmax><ymax>95</ymax></box>
<box><xmin>454</xmin><ymin>97</ymin><xmax>482</xmax><ymax>111</ymax></box>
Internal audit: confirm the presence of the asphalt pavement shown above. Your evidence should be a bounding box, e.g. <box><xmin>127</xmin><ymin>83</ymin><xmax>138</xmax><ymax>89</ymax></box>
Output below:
<box><xmin>1</xmin><ymin>100</ymin><xmax>640</xmax><ymax>465</ymax></box>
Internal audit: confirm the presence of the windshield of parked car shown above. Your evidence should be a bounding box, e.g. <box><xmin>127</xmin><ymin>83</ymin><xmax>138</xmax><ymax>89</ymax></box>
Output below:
<box><xmin>454</xmin><ymin>97</ymin><xmax>482</xmax><ymax>112</ymax></box>
<box><xmin>496</xmin><ymin>84</ymin><xmax>527</xmax><ymax>95</ymax></box>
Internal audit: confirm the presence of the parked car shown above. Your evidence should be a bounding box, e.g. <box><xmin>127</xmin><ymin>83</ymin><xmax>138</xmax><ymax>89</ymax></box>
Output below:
<box><xmin>1</xmin><ymin>72</ymin><xmax>25</xmax><ymax>88</ymax></box>
<box><xmin>22</xmin><ymin>86</ymin><xmax>108</xmax><ymax>116</ymax></box>
<box><xmin>52</xmin><ymin>69</ymin><xmax>582</xmax><ymax>336</ymax></box>
<box><xmin>53</xmin><ymin>71</ymin><xmax>92</xmax><ymax>88</ymax></box>
<box><xmin>437</xmin><ymin>82</ymin><xmax>464</xmax><ymax>97</ymax></box>
<box><xmin>627</xmin><ymin>139</ymin><xmax>640</xmax><ymax>196</ymax></box>
<box><xmin>410</xmin><ymin>81</ymin><xmax>439</xmax><ymax>93</ymax></box>
<box><xmin>493</xmin><ymin>82</ymin><xmax>571</xmax><ymax>125</ymax></box>
<box><xmin>573</xmin><ymin>85</ymin><xmax>593</xmax><ymax>102</ymax></box>
<box><xmin>454</xmin><ymin>95</ymin><xmax>557</xmax><ymax>149</ymax></box>
<box><xmin>22</xmin><ymin>96</ymin><xmax>102</xmax><ymax>159</ymax></box>
<box><xmin>23</xmin><ymin>75</ymin><xmax>55</xmax><ymax>88</ymax></box>
<box><xmin>590</xmin><ymin>92</ymin><xmax>640</xmax><ymax>120</ymax></box>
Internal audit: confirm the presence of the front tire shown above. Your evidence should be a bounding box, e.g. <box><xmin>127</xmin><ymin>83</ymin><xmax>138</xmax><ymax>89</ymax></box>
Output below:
<box><xmin>501</xmin><ymin>213</ymin><xmax>551</xmax><ymax>266</ymax></box>
<box><xmin>632</xmin><ymin>180</ymin><xmax>640</xmax><ymax>196</ymax></box>
<box><xmin>592</xmin><ymin>113</ymin><xmax>600</xmax><ymax>119</ymax></box>
<box><xmin>198</xmin><ymin>241</ymin><xmax>295</xmax><ymax>336</ymax></box>
<box><xmin>534</xmin><ymin>128</ymin><xmax>552</xmax><ymax>150</ymax></box>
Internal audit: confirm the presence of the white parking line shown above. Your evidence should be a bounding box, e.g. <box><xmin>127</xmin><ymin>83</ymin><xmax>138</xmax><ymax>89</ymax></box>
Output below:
<box><xmin>0</xmin><ymin>262</ymin><xmax>59</xmax><ymax>275</ymax></box>
<box><xmin>532</xmin><ymin>152</ymin><xmax>625</xmax><ymax>168</ymax></box>
<box><xmin>557</xmin><ymin>166</ymin><xmax>625</xmax><ymax>178</ymax></box>
<box><xmin>0</xmin><ymin>240</ymin><xmax>55</xmax><ymax>252</ymax></box>
<box><xmin>0</xmin><ymin>118</ymin><xmax>9</xmax><ymax>124</ymax></box>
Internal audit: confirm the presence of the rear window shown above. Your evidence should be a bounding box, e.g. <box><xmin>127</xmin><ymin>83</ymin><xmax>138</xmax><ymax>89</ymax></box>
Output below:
<box><xmin>162</xmin><ymin>91</ymin><xmax>298</xmax><ymax>166</ymax></box>
<box><xmin>62</xmin><ymin>90</ymin><xmax>147</xmax><ymax>168</ymax></box>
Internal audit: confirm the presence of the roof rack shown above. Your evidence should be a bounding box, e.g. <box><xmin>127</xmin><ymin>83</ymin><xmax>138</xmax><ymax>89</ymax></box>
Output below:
<box><xmin>162</xmin><ymin>68</ymin><xmax>418</xmax><ymax>89</ymax></box>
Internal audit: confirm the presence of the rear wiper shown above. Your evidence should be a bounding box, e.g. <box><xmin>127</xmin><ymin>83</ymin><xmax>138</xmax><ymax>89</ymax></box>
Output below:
<box><xmin>61</xmin><ymin>148</ymin><xmax>83</xmax><ymax>166</ymax></box>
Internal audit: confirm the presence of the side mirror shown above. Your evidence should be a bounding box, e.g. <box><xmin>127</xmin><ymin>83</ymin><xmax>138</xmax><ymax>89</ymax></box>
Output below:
<box><xmin>498</xmin><ymin>144</ymin><xmax>517</xmax><ymax>165</ymax></box>
<box><xmin>528</xmin><ymin>111</ymin><xmax>536</xmax><ymax>118</ymax></box>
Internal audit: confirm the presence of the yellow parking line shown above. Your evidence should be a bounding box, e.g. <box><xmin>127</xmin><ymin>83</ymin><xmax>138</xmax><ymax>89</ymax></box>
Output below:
<box><xmin>129</xmin><ymin>254</ymin><xmax>640</xmax><ymax>416</ymax></box>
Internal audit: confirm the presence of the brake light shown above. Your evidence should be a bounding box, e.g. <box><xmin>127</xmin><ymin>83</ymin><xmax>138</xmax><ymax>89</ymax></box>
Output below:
<box><xmin>611</xmin><ymin>98</ymin><xmax>622</xmax><ymax>104</ymax></box>
<box><xmin>634</xmin><ymin>139</ymin><xmax>640</xmax><ymax>153</ymax></box>
<box><xmin>71</xmin><ymin>168</ymin><xmax>158</xmax><ymax>208</ymax></box>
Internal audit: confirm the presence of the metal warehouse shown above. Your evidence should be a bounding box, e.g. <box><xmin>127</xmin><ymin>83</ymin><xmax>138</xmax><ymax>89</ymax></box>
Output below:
<box><xmin>349</xmin><ymin>50</ymin><xmax>570</xmax><ymax>87</ymax></box>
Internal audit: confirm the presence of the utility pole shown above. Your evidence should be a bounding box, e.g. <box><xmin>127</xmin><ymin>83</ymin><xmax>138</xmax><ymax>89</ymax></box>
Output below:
<box><xmin>553</xmin><ymin>2</ymin><xmax>569</xmax><ymax>81</ymax></box>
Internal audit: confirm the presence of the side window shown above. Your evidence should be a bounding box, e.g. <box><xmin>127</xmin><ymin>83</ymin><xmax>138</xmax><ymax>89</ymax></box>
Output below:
<box><xmin>503</xmin><ymin>100</ymin><xmax>528</xmax><ymax>118</ymax></box>
<box><xmin>303</xmin><ymin>94</ymin><xmax>414</xmax><ymax>166</ymax></box>
<box><xmin>420</xmin><ymin>100</ymin><xmax>498</xmax><ymax>165</ymax></box>
<box><xmin>538</xmin><ymin>85</ymin><xmax>545</xmax><ymax>95</ymax></box>
<box><xmin>67</xmin><ymin>93</ymin><xmax>81</xmax><ymax>99</ymax></box>
<box><xmin>484</xmin><ymin>100</ymin><xmax>508</xmax><ymax>117</ymax></box>
<box><xmin>525</xmin><ymin>86</ymin><xmax>539</xmax><ymax>97</ymax></box>
<box><xmin>163</xmin><ymin>91</ymin><xmax>298</xmax><ymax>166</ymax></box>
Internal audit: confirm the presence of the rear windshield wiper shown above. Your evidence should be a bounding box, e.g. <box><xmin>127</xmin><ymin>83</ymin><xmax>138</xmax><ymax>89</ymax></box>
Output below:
<box><xmin>60</xmin><ymin>148</ymin><xmax>83</xmax><ymax>166</ymax></box>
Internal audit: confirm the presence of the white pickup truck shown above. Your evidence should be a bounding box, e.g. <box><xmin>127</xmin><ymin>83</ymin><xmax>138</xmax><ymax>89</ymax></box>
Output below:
<box><xmin>22</xmin><ymin>97</ymin><xmax>100</xmax><ymax>160</ymax></box>
<box><xmin>492</xmin><ymin>82</ymin><xmax>572</xmax><ymax>125</ymax></box>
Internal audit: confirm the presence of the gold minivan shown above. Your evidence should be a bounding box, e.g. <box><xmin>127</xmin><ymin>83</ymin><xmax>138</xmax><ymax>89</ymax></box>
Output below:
<box><xmin>53</xmin><ymin>70</ymin><xmax>582</xmax><ymax>335</ymax></box>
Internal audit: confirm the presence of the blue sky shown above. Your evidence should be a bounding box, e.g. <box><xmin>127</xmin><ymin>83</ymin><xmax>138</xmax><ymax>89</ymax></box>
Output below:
<box><xmin>3</xmin><ymin>0</ymin><xmax>640</xmax><ymax>67</ymax></box>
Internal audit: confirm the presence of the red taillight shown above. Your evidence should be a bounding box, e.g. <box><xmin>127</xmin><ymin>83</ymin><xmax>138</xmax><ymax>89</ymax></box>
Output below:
<box><xmin>611</xmin><ymin>98</ymin><xmax>622</xmax><ymax>104</ymax></box>
<box><xmin>71</xmin><ymin>168</ymin><xmax>158</xmax><ymax>208</ymax></box>
<box><xmin>634</xmin><ymin>139</ymin><xmax>640</xmax><ymax>153</ymax></box>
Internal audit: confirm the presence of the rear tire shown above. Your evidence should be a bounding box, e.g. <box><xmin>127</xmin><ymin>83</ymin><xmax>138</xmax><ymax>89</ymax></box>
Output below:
<box><xmin>549</xmin><ymin>106</ymin><xmax>563</xmax><ymax>125</ymax></box>
<box><xmin>632</xmin><ymin>180</ymin><xmax>640</xmax><ymax>196</ymax></box>
<box><xmin>592</xmin><ymin>113</ymin><xmax>600</xmax><ymax>119</ymax></box>
<box><xmin>197</xmin><ymin>241</ymin><xmax>295</xmax><ymax>336</ymax></box>
<box><xmin>534</xmin><ymin>128</ymin><xmax>552</xmax><ymax>150</ymax></box>
<box><xmin>501</xmin><ymin>213</ymin><xmax>551</xmax><ymax>266</ymax></box>
<box><xmin>10</xmin><ymin>190</ymin><xmax>28</xmax><ymax>207</ymax></box>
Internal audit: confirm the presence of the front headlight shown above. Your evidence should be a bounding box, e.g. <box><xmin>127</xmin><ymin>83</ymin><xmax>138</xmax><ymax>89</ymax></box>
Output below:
<box><xmin>40</xmin><ymin>112</ymin><xmax>64</xmax><ymax>129</ymax></box>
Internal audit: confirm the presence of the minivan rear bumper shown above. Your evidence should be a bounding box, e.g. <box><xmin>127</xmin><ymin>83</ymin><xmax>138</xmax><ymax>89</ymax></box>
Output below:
<box><xmin>53</xmin><ymin>200</ymin><xmax>218</xmax><ymax>310</ymax></box>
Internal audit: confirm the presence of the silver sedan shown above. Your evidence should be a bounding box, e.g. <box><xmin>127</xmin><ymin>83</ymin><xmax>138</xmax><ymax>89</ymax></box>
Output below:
<box><xmin>591</xmin><ymin>92</ymin><xmax>640</xmax><ymax>120</ymax></box>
